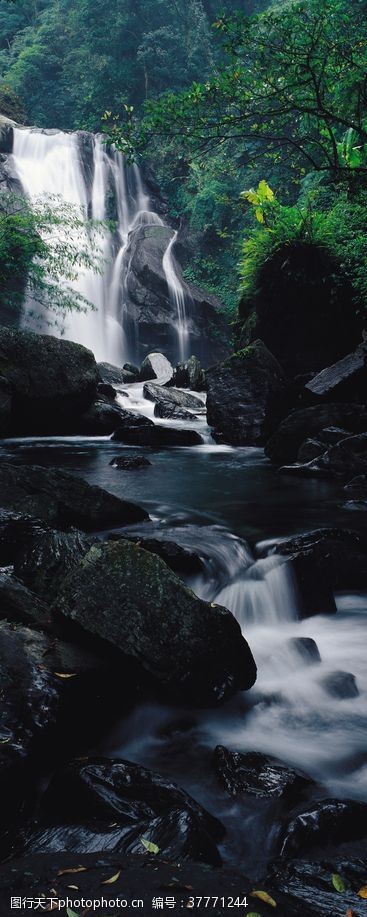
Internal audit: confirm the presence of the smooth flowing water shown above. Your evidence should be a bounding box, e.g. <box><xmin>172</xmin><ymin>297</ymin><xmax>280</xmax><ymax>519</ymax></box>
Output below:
<box><xmin>2</xmin><ymin>384</ymin><xmax>366</xmax><ymax>873</ymax></box>
<box><xmin>11</xmin><ymin>128</ymin><xmax>191</xmax><ymax>364</ymax></box>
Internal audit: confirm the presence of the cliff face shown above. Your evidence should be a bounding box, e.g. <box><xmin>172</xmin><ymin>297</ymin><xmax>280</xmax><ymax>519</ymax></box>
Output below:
<box><xmin>0</xmin><ymin>119</ymin><xmax>230</xmax><ymax>366</ymax></box>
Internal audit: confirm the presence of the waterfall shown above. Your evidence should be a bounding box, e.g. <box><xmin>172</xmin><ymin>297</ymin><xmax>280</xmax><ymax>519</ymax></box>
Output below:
<box><xmin>215</xmin><ymin>555</ymin><xmax>299</xmax><ymax>628</ymax></box>
<box><xmin>162</xmin><ymin>230</ymin><xmax>190</xmax><ymax>362</ymax></box>
<box><xmin>11</xmin><ymin>127</ymin><xmax>192</xmax><ymax>365</ymax></box>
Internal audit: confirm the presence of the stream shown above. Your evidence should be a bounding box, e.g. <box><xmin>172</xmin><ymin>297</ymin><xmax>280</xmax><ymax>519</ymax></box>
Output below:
<box><xmin>2</xmin><ymin>381</ymin><xmax>367</xmax><ymax>876</ymax></box>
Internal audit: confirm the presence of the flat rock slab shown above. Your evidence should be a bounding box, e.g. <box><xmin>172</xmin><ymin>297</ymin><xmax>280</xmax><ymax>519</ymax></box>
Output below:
<box><xmin>143</xmin><ymin>382</ymin><xmax>204</xmax><ymax>411</ymax></box>
<box><xmin>0</xmin><ymin>463</ymin><xmax>149</xmax><ymax>530</ymax></box>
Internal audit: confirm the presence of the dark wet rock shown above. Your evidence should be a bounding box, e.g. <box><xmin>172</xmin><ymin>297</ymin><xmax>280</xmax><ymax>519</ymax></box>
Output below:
<box><xmin>97</xmin><ymin>362</ymin><xmax>135</xmax><ymax>386</ymax></box>
<box><xmin>280</xmin><ymin>798</ymin><xmax>367</xmax><ymax>857</ymax></box>
<box><xmin>109</xmin><ymin>534</ymin><xmax>204</xmax><ymax>575</ymax></box>
<box><xmin>287</xmin><ymin>637</ymin><xmax>322</xmax><ymax>665</ymax></box>
<box><xmin>139</xmin><ymin>352</ymin><xmax>173</xmax><ymax>382</ymax></box>
<box><xmin>80</xmin><ymin>399</ymin><xmax>130</xmax><ymax>435</ymax></box>
<box><xmin>22</xmin><ymin>810</ymin><xmax>222</xmax><ymax>864</ymax></box>
<box><xmin>214</xmin><ymin>747</ymin><xmax>313</xmax><ymax>802</ymax></box>
<box><xmin>270</xmin><ymin>855</ymin><xmax>367</xmax><ymax>917</ymax></box>
<box><xmin>0</xmin><ymin>328</ymin><xmax>99</xmax><ymax>435</ymax></box>
<box><xmin>0</xmin><ymin>376</ymin><xmax>12</xmax><ymax>435</ymax></box>
<box><xmin>206</xmin><ymin>341</ymin><xmax>286</xmax><ymax>446</ymax></box>
<box><xmin>154</xmin><ymin>402</ymin><xmax>199</xmax><ymax>421</ymax></box>
<box><xmin>320</xmin><ymin>670</ymin><xmax>359</xmax><ymax>699</ymax></box>
<box><xmin>110</xmin><ymin>408</ymin><xmax>154</xmax><ymax>433</ymax></box>
<box><xmin>0</xmin><ymin>571</ymin><xmax>51</xmax><ymax>626</ymax></box>
<box><xmin>143</xmin><ymin>381</ymin><xmax>203</xmax><ymax>411</ymax></box>
<box><xmin>319</xmin><ymin>425</ymin><xmax>351</xmax><ymax>445</ymax></box>
<box><xmin>0</xmin><ymin>463</ymin><xmax>149</xmax><ymax>530</ymax></box>
<box><xmin>0</xmin><ymin>853</ymin><xmax>313</xmax><ymax>917</ymax></box>
<box><xmin>14</xmin><ymin>530</ymin><xmax>93</xmax><ymax>601</ymax></box>
<box><xmin>276</xmin><ymin>528</ymin><xmax>367</xmax><ymax>594</ymax></box>
<box><xmin>266</xmin><ymin>403</ymin><xmax>367</xmax><ymax>464</ymax></box>
<box><xmin>109</xmin><ymin>455</ymin><xmax>152</xmax><ymax>470</ymax></box>
<box><xmin>0</xmin><ymin>510</ymin><xmax>50</xmax><ymax>566</ymax></box>
<box><xmin>305</xmin><ymin>343</ymin><xmax>367</xmax><ymax>403</ymax></box>
<box><xmin>112</xmin><ymin>424</ymin><xmax>202</xmax><ymax>447</ymax></box>
<box><xmin>326</xmin><ymin>433</ymin><xmax>367</xmax><ymax>477</ymax></box>
<box><xmin>344</xmin><ymin>474</ymin><xmax>367</xmax><ymax>497</ymax></box>
<box><xmin>97</xmin><ymin>381</ymin><xmax>116</xmax><ymax>399</ymax></box>
<box><xmin>123</xmin><ymin>362</ymin><xmax>140</xmax><ymax>377</ymax></box>
<box><xmin>169</xmin><ymin>356</ymin><xmax>206</xmax><ymax>391</ymax></box>
<box><xmin>296</xmin><ymin>438</ymin><xmax>325</xmax><ymax>463</ymax></box>
<box><xmin>53</xmin><ymin>540</ymin><xmax>257</xmax><ymax>705</ymax></box>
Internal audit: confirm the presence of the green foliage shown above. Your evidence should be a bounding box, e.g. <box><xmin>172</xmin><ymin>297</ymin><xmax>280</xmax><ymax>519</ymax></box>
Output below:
<box><xmin>0</xmin><ymin>193</ymin><xmax>104</xmax><ymax>322</ymax></box>
<box><xmin>239</xmin><ymin>184</ymin><xmax>367</xmax><ymax>316</ymax></box>
<box><xmin>0</xmin><ymin>83</ymin><xmax>25</xmax><ymax>121</ymax></box>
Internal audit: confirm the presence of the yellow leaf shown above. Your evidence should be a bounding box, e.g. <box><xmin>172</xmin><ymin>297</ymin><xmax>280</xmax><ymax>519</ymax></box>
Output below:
<box><xmin>141</xmin><ymin>837</ymin><xmax>160</xmax><ymax>854</ymax></box>
<box><xmin>358</xmin><ymin>887</ymin><xmax>367</xmax><ymax>898</ymax></box>
<box><xmin>54</xmin><ymin>672</ymin><xmax>78</xmax><ymax>679</ymax></box>
<box><xmin>258</xmin><ymin>179</ymin><xmax>275</xmax><ymax>202</ymax></box>
<box><xmin>241</xmin><ymin>189</ymin><xmax>259</xmax><ymax>205</ymax></box>
<box><xmin>58</xmin><ymin>867</ymin><xmax>87</xmax><ymax>876</ymax></box>
<box><xmin>255</xmin><ymin>208</ymin><xmax>265</xmax><ymax>224</ymax></box>
<box><xmin>101</xmin><ymin>870</ymin><xmax>121</xmax><ymax>885</ymax></box>
<box><xmin>251</xmin><ymin>890</ymin><xmax>277</xmax><ymax>907</ymax></box>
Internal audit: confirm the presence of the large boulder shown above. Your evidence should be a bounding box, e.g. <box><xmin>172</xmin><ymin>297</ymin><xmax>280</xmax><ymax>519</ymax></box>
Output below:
<box><xmin>206</xmin><ymin>342</ymin><xmax>286</xmax><ymax>445</ymax></box>
<box><xmin>154</xmin><ymin>403</ymin><xmax>199</xmax><ymax>421</ymax></box>
<box><xmin>98</xmin><ymin>361</ymin><xmax>136</xmax><ymax>385</ymax></box>
<box><xmin>53</xmin><ymin>540</ymin><xmax>257</xmax><ymax>705</ymax></box>
<box><xmin>0</xmin><ymin>464</ymin><xmax>149</xmax><ymax>530</ymax></box>
<box><xmin>324</xmin><ymin>432</ymin><xmax>367</xmax><ymax>477</ymax></box>
<box><xmin>79</xmin><ymin>399</ymin><xmax>130</xmax><ymax>435</ymax></box>
<box><xmin>275</xmin><ymin>528</ymin><xmax>367</xmax><ymax>594</ymax></box>
<box><xmin>112</xmin><ymin>424</ymin><xmax>202</xmax><ymax>447</ymax></box>
<box><xmin>143</xmin><ymin>382</ymin><xmax>204</xmax><ymax>412</ymax></box>
<box><xmin>0</xmin><ymin>571</ymin><xmax>51</xmax><ymax>627</ymax></box>
<box><xmin>123</xmin><ymin>223</ymin><xmax>230</xmax><ymax>365</ymax></box>
<box><xmin>280</xmin><ymin>799</ymin><xmax>367</xmax><ymax>857</ymax></box>
<box><xmin>109</xmin><ymin>534</ymin><xmax>204</xmax><ymax>576</ymax></box>
<box><xmin>14</xmin><ymin>530</ymin><xmax>93</xmax><ymax>601</ymax></box>
<box><xmin>29</xmin><ymin>756</ymin><xmax>224</xmax><ymax>864</ymax></box>
<box><xmin>139</xmin><ymin>352</ymin><xmax>173</xmax><ymax>383</ymax></box>
<box><xmin>304</xmin><ymin>342</ymin><xmax>367</xmax><ymax>403</ymax></box>
<box><xmin>169</xmin><ymin>355</ymin><xmax>206</xmax><ymax>391</ymax></box>
<box><xmin>0</xmin><ymin>328</ymin><xmax>100</xmax><ymax>435</ymax></box>
<box><xmin>266</xmin><ymin>403</ymin><xmax>367</xmax><ymax>464</ymax></box>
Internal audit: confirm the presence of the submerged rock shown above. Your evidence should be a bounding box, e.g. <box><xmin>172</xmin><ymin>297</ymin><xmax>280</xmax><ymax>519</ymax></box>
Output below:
<box><xmin>109</xmin><ymin>455</ymin><xmax>152</xmax><ymax>469</ymax></box>
<box><xmin>206</xmin><ymin>341</ymin><xmax>286</xmax><ymax>445</ymax></box>
<box><xmin>0</xmin><ymin>464</ymin><xmax>149</xmax><ymax>530</ymax></box>
<box><xmin>266</xmin><ymin>403</ymin><xmax>367</xmax><ymax>464</ymax></box>
<box><xmin>143</xmin><ymin>381</ymin><xmax>203</xmax><ymax>411</ymax></box>
<box><xmin>53</xmin><ymin>540</ymin><xmax>257</xmax><ymax>705</ymax></box>
<box><xmin>0</xmin><ymin>327</ymin><xmax>99</xmax><ymax>436</ymax></box>
<box><xmin>140</xmin><ymin>352</ymin><xmax>173</xmax><ymax>383</ymax></box>
<box><xmin>214</xmin><ymin>747</ymin><xmax>313</xmax><ymax>802</ymax></box>
<box><xmin>286</xmin><ymin>637</ymin><xmax>322</xmax><ymax>665</ymax></box>
<box><xmin>319</xmin><ymin>670</ymin><xmax>359</xmax><ymax>699</ymax></box>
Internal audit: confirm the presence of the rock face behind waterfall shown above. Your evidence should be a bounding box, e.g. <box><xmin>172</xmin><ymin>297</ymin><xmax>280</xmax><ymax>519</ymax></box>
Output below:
<box><xmin>206</xmin><ymin>341</ymin><xmax>286</xmax><ymax>445</ymax></box>
<box><xmin>124</xmin><ymin>222</ymin><xmax>229</xmax><ymax>364</ymax></box>
<box><xmin>0</xmin><ymin>327</ymin><xmax>100</xmax><ymax>435</ymax></box>
<box><xmin>54</xmin><ymin>540</ymin><xmax>257</xmax><ymax>705</ymax></box>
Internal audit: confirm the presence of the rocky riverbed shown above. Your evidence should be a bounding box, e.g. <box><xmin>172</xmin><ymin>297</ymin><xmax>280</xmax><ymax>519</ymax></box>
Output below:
<box><xmin>0</xmin><ymin>327</ymin><xmax>366</xmax><ymax>915</ymax></box>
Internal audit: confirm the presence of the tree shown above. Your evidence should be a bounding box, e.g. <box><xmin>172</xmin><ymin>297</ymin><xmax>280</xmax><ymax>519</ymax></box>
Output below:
<box><xmin>109</xmin><ymin>0</ymin><xmax>367</xmax><ymax>181</ymax></box>
<box><xmin>0</xmin><ymin>192</ymin><xmax>103</xmax><ymax>323</ymax></box>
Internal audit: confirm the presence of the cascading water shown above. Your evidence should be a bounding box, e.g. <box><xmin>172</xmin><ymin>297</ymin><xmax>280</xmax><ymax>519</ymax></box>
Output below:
<box><xmin>162</xmin><ymin>230</ymin><xmax>190</xmax><ymax>362</ymax></box>
<box><xmin>11</xmin><ymin>127</ymin><xmax>192</xmax><ymax>365</ymax></box>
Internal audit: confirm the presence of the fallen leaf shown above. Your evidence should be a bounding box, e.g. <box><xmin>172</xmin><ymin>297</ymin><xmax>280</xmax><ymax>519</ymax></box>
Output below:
<box><xmin>251</xmin><ymin>890</ymin><xmax>277</xmax><ymax>907</ymax></box>
<box><xmin>58</xmin><ymin>867</ymin><xmax>87</xmax><ymax>876</ymax></box>
<box><xmin>101</xmin><ymin>870</ymin><xmax>121</xmax><ymax>885</ymax></box>
<box><xmin>358</xmin><ymin>886</ymin><xmax>367</xmax><ymax>898</ymax></box>
<box><xmin>332</xmin><ymin>873</ymin><xmax>346</xmax><ymax>893</ymax></box>
<box><xmin>346</xmin><ymin>909</ymin><xmax>354</xmax><ymax>917</ymax></box>
<box><xmin>54</xmin><ymin>672</ymin><xmax>78</xmax><ymax>679</ymax></box>
<box><xmin>67</xmin><ymin>885</ymin><xmax>79</xmax><ymax>890</ymax></box>
<box><xmin>141</xmin><ymin>837</ymin><xmax>160</xmax><ymax>854</ymax></box>
<box><xmin>66</xmin><ymin>909</ymin><xmax>80</xmax><ymax>917</ymax></box>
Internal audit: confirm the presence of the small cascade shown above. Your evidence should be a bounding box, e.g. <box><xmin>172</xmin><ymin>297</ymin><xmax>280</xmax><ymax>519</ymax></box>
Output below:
<box><xmin>214</xmin><ymin>555</ymin><xmax>299</xmax><ymax>628</ymax></box>
<box><xmin>11</xmin><ymin>127</ymin><xmax>192</xmax><ymax>365</ymax></box>
<box><xmin>162</xmin><ymin>230</ymin><xmax>190</xmax><ymax>362</ymax></box>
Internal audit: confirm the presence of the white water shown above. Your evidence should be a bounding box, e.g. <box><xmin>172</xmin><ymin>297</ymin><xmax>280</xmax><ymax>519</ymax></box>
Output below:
<box><xmin>162</xmin><ymin>230</ymin><xmax>190</xmax><ymax>362</ymax></box>
<box><xmin>11</xmin><ymin>127</ymin><xmax>191</xmax><ymax>365</ymax></box>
